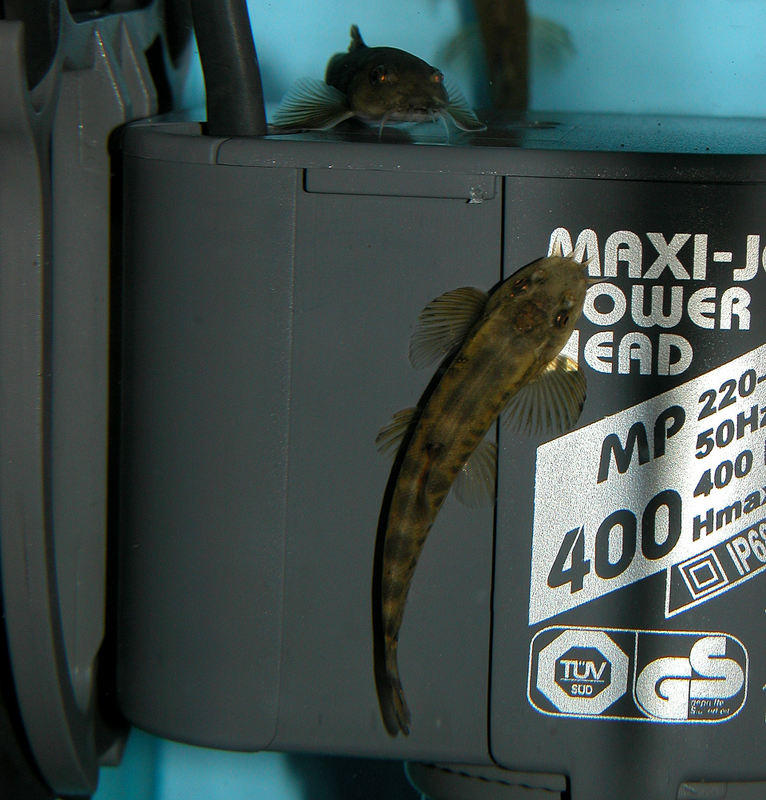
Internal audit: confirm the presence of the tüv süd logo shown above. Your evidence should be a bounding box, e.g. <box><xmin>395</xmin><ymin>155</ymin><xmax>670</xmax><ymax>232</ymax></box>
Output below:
<box><xmin>529</xmin><ymin>627</ymin><xmax>747</xmax><ymax>723</ymax></box>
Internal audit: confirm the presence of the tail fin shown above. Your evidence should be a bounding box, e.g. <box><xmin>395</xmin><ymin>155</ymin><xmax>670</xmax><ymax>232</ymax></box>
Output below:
<box><xmin>373</xmin><ymin>635</ymin><xmax>411</xmax><ymax>736</ymax></box>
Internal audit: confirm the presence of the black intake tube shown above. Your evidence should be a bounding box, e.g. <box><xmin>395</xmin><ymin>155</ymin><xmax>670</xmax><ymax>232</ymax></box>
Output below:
<box><xmin>190</xmin><ymin>0</ymin><xmax>267</xmax><ymax>136</ymax></box>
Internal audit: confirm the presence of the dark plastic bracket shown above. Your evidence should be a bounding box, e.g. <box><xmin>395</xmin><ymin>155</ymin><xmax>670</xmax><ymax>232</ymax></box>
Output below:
<box><xmin>0</xmin><ymin>2</ymin><xmax>189</xmax><ymax>794</ymax></box>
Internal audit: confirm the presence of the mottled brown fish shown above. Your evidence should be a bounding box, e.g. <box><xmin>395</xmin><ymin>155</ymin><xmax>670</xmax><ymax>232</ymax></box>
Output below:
<box><xmin>272</xmin><ymin>25</ymin><xmax>485</xmax><ymax>134</ymax></box>
<box><xmin>372</xmin><ymin>246</ymin><xmax>590</xmax><ymax>736</ymax></box>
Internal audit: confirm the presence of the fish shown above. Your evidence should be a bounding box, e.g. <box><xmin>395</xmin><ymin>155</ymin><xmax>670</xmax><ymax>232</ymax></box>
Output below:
<box><xmin>372</xmin><ymin>245</ymin><xmax>590</xmax><ymax>736</ymax></box>
<box><xmin>436</xmin><ymin>17</ymin><xmax>575</xmax><ymax>76</ymax></box>
<box><xmin>271</xmin><ymin>25</ymin><xmax>485</xmax><ymax>134</ymax></box>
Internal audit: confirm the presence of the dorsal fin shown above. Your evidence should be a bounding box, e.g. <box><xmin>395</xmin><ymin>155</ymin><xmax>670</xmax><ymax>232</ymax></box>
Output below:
<box><xmin>349</xmin><ymin>24</ymin><xmax>366</xmax><ymax>50</ymax></box>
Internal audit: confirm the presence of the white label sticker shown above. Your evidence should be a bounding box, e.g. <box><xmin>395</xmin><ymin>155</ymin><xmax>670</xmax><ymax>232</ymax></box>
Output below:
<box><xmin>530</xmin><ymin>343</ymin><xmax>766</xmax><ymax>625</ymax></box>
<box><xmin>528</xmin><ymin>626</ymin><xmax>748</xmax><ymax>723</ymax></box>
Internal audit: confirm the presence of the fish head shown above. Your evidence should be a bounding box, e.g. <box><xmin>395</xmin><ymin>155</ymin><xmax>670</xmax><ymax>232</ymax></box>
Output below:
<box><xmin>344</xmin><ymin>48</ymin><xmax>450</xmax><ymax>122</ymax></box>
<box><xmin>499</xmin><ymin>254</ymin><xmax>590</xmax><ymax>355</ymax></box>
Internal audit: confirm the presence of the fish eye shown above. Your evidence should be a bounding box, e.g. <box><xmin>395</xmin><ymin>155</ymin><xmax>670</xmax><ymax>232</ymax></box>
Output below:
<box><xmin>554</xmin><ymin>311</ymin><xmax>569</xmax><ymax>328</ymax></box>
<box><xmin>370</xmin><ymin>65</ymin><xmax>389</xmax><ymax>84</ymax></box>
<box><xmin>511</xmin><ymin>277</ymin><xmax>529</xmax><ymax>293</ymax></box>
<box><xmin>431</xmin><ymin>70</ymin><xmax>444</xmax><ymax>84</ymax></box>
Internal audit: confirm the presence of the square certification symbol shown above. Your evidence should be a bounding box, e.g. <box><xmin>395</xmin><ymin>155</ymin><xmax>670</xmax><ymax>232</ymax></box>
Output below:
<box><xmin>679</xmin><ymin>550</ymin><xmax>728</xmax><ymax>599</ymax></box>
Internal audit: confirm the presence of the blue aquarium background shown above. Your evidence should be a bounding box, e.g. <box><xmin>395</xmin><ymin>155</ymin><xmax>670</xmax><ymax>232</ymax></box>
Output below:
<box><xmin>100</xmin><ymin>2</ymin><xmax>766</xmax><ymax>798</ymax></box>
<box><xmin>180</xmin><ymin>0</ymin><xmax>766</xmax><ymax>120</ymax></box>
<box><xmin>93</xmin><ymin>731</ymin><xmax>421</xmax><ymax>800</ymax></box>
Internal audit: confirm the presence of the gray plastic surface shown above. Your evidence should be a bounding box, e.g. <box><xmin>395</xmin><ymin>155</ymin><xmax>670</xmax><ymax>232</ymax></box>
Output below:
<box><xmin>118</xmin><ymin>132</ymin><xmax>499</xmax><ymax>761</ymax></box>
<box><xmin>116</xmin><ymin>121</ymin><xmax>766</xmax><ymax>797</ymax></box>
<box><xmin>406</xmin><ymin>763</ymin><xmax>567</xmax><ymax>799</ymax></box>
<box><xmin>272</xmin><ymin>168</ymin><xmax>498</xmax><ymax>761</ymax></box>
<box><xmin>0</xmin><ymin>3</ymin><xmax>189</xmax><ymax>794</ymax></box>
<box><xmin>492</xmin><ymin>177</ymin><xmax>766</xmax><ymax>800</ymax></box>
<box><xmin>678</xmin><ymin>784</ymin><xmax>766</xmax><ymax>800</ymax></box>
<box><xmin>118</xmin><ymin>158</ymin><xmax>295</xmax><ymax>750</ymax></box>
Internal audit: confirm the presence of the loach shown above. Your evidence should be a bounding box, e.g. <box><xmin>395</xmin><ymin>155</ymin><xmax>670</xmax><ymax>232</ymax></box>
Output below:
<box><xmin>373</xmin><ymin>245</ymin><xmax>591</xmax><ymax>735</ymax></box>
<box><xmin>272</xmin><ymin>25</ymin><xmax>485</xmax><ymax>136</ymax></box>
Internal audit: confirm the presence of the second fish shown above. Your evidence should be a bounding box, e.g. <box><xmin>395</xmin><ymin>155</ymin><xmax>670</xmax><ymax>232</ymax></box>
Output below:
<box><xmin>372</xmin><ymin>247</ymin><xmax>590</xmax><ymax>736</ymax></box>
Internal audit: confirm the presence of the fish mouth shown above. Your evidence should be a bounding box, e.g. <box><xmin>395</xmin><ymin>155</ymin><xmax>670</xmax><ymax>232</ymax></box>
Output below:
<box><xmin>383</xmin><ymin>106</ymin><xmax>444</xmax><ymax>123</ymax></box>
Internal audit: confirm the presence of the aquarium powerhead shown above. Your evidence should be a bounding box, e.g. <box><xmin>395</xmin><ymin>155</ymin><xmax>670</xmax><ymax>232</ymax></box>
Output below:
<box><xmin>4</xmin><ymin>50</ymin><xmax>766</xmax><ymax>790</ymax></box>
<box><xmin>112</xmin><ymin>118</ymin><xmax>766</xmax><ymax>800</ymax></box>
<box><xmin>2</xmin><ymin>3</ymin><xmax>764</xmax><ymax>797</ymax></box>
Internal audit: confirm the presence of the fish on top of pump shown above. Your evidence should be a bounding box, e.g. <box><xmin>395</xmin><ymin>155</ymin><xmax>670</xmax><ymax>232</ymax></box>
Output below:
<box><xmin>272</xmin><ymin>25</ymin><xmax>486</xmax><ymax>135</ymax></box>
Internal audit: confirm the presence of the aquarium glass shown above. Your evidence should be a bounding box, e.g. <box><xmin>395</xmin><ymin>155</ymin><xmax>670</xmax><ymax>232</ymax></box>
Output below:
<box><xmin>104</xmin><ymin>3</ymin><xmax>766</xmax><ymax>799</ymax></box>
<box><xmin>238</xmin><ymin>0</ymin><xmax>766</xmax><ymax>121</ymax></box>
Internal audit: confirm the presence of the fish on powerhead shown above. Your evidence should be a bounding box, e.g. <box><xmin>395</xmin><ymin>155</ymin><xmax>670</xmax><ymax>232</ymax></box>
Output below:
<box><xmin>372</xmin><ymin>245</ymin><xmax>591</xmax><ymax>736</ymax></box>
<box><xmin>272</xmin><ymin>25</ymin><xmax>485</xmax><ymax>134</ymax></box>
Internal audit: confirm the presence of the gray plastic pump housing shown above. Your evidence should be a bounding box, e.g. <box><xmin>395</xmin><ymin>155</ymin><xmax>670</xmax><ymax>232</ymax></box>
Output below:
<box><xmin>116</xmin><ymin>117</ymin><xmax>766</xmax><ymax>800</ymax></box>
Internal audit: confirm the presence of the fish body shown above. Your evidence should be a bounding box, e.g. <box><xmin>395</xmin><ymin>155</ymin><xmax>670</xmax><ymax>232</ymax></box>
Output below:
<box><xmin>373</xmin><ymin>252</ymin><xmax>589</xmax><ymax>736</ymax></box>
<box><xmin>272</xmin><ymin>25</ymin><xmax>485</xmax><ymax>133</ymax></box>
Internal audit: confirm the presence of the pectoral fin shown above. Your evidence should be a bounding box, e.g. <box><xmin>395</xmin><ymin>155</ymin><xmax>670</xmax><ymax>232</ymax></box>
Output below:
<box><xmin>376</xmin><ymin>407</ymin><xmax>418</xmax><ymax>457</ymax></box>
<box><xmin>443</xmin><ymin>78</ymin><xmax>486</xmax><ymax>132</ymax></box>
<box><xmin>502</xmin><ymin>355</ymin><xmax>586</xmax><ymax>436</ymax></box>
<box><xmin>409</xmin><ymin>287</ymin><xmax>488</xmax><ymax>369</ymax></box>
<box><xmin>452</xmin><ymin>437</ymin><xmax>497</xmax><ymax>507</ymax></box>
<box><xmin>271</xmin><ymin>78</ymin><xmax>354</xmax><ymax>130</ymax></box>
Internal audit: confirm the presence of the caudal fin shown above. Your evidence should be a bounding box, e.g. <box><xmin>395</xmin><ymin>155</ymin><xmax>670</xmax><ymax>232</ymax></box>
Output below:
<box><xmin>374</xmin><ymin>635</ymin><xmax>411</xmax><ymax>736</ymax></box>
